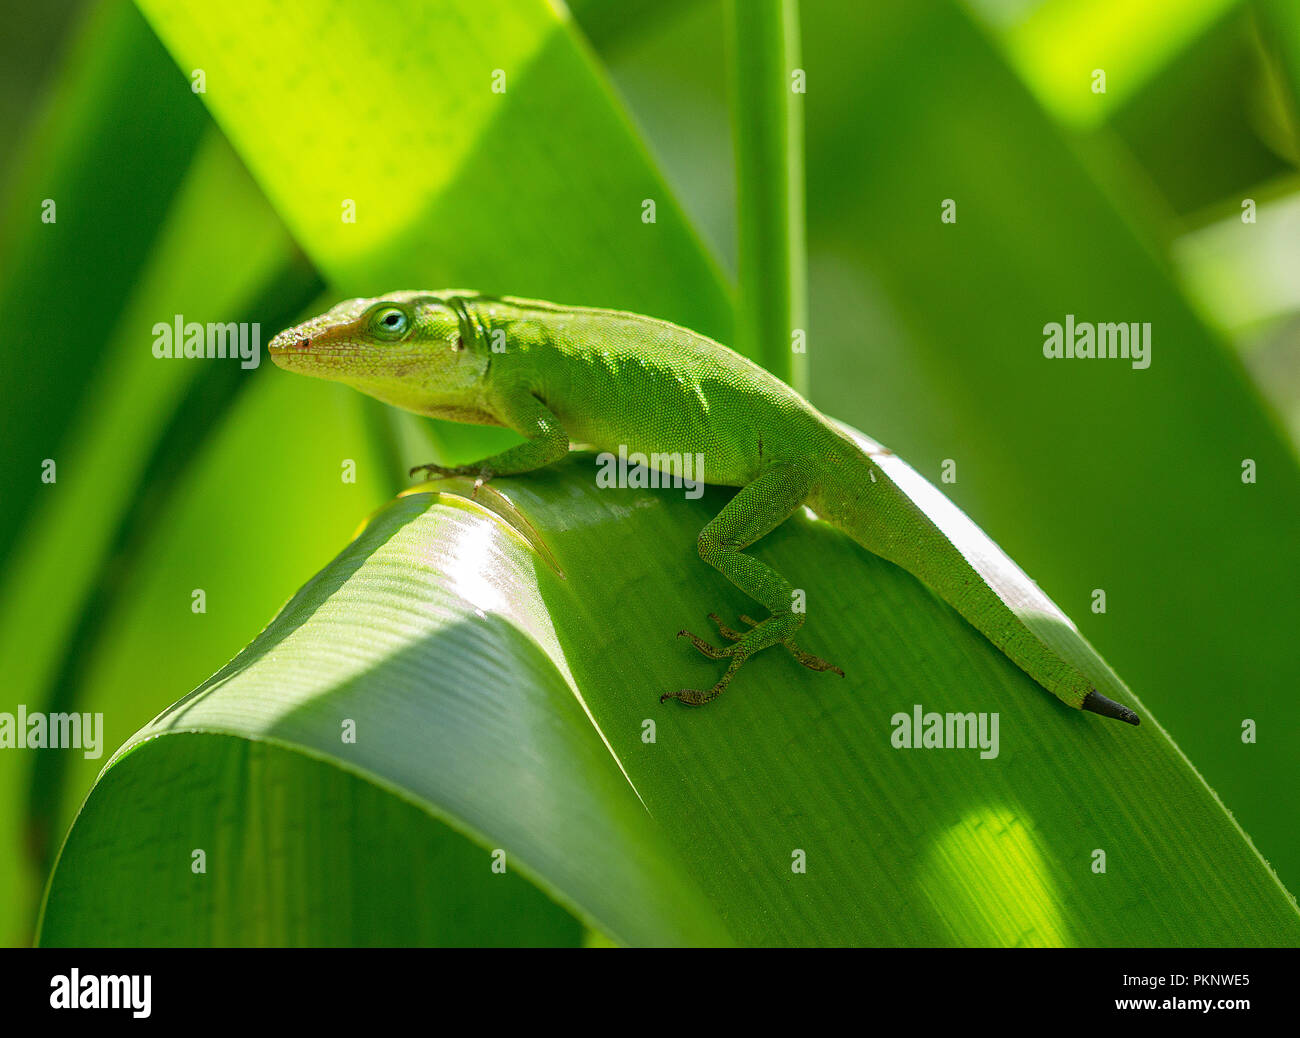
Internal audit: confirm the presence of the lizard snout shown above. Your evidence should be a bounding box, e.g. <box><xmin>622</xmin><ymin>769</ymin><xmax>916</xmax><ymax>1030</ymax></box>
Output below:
<box><xmin>268</xmin><ymin>329</ymin><xmax>311</xmax><ymax>355</ymax></box>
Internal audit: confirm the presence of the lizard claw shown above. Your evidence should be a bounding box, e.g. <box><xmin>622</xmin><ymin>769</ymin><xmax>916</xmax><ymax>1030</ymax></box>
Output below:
<box><xmin>707</xmin><ymin>612</ymin><xmax>745</xmax><ymax>642</ymax></box>
<box><xmin>677</xmin><ymin>628</ymin><xmax>732</xmax><ymax>660</ymax></box>
<box><xmin>781</xmin><ymin>639</ymin><xmax>845</xmax><ymax>676</ymax></box>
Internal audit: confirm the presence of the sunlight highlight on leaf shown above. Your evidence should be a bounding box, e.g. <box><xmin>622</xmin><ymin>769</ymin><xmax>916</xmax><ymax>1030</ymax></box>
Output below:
<box><xmin>968</xmin><ymin>0</ymin><xmax>1239</xmax><ymax>126</ymax></box>
<box><xmin>919</xmin><ymin>806</ymin><xmax>1070</xmax><ymax>947</ymax></box>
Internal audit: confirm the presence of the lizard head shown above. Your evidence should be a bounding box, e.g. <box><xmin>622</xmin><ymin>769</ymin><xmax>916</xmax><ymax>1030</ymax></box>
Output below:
<box><xmin>269</xmin><ymin>290</ymin><xmax>490</xmax><ymax>416</ymax></box>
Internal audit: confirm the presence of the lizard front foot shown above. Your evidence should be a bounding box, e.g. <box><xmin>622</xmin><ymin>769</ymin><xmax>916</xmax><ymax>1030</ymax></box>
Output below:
<box><xmin>409</xmin><ymin>463</ymin><xmax>494</xmax><ymax>498</ymax></box>
<box><xmin>409</xmin><ymin>462</ymin><xmax>459</xmax><ymax>480</ymax></box>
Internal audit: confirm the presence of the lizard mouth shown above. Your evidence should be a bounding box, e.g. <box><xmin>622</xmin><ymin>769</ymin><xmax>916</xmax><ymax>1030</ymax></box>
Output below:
<box><xmin>268</xmin><ymin>331</ymin><xmax>313</xmax><ymax>355</ymax></box>
<box><xmin>268</xmin><ymin>330</ymin><xmax>355</xmax><ymax>360</ymax></box>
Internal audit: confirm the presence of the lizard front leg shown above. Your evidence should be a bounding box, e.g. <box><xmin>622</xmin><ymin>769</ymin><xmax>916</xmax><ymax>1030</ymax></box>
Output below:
<box><xmin>410</xmin><ymin>390</ymin><xmax>569</xmax><ymax>486</ymax></box>
<box><xmin>664</xmin><ymin>463</ymin><xmax>843</xmax><ymax>706</ymax></box>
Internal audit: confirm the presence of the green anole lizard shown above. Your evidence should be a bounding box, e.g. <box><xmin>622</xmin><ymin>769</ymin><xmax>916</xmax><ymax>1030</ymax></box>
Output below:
<box><xmin>270</xmin><ymin>291</ymin><xmax>1139</xmax><ymax>725</ymax></box>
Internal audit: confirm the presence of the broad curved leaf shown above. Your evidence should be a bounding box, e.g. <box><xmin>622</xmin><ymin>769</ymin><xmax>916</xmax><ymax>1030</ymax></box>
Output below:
<box><xmin>40</xmin><ymin>453</ymin><xmax>1300</xmax><ymax>946</ymax></box>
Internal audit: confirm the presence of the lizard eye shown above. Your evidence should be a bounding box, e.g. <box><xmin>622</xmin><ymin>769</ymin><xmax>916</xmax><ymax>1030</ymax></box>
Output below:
<box><xmin>369</xmin><ymin>306</ymin><xmax>410</xmax><ymax>339</ymax></box>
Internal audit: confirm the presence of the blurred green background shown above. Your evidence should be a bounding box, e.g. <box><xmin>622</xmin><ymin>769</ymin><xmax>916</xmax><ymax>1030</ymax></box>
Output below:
<box><xmin>1</xmin><ymin>0</ymin><xmax>1298</xmax><ymax>946</ymax></box>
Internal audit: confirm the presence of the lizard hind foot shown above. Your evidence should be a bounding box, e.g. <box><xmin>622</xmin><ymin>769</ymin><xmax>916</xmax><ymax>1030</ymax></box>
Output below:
<box><xmin>717</xmin><ymin>611</ymin><xmax>846</xmax><ymax>677</ymax></box>
<box><xmin>666</xmin><ymin>611</ymin><xmax>842</xmax><ymax>707</ymax></box>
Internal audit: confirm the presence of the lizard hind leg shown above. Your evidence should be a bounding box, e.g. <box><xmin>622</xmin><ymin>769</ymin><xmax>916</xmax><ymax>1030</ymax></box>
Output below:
<box><xmin>663</xmin><ymin>464</ymin><xmax>842</xmax><ymax>706</ymax></box>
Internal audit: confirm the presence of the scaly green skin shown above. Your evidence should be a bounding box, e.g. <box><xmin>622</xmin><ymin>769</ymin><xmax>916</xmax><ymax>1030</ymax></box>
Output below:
<box><xmin>270</xmin><ymin>291</ymin><xmax>1139</xmax><ymax>724</ymax></box>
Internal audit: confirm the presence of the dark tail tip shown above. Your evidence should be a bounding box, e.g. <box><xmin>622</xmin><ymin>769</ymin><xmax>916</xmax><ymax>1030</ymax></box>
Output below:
<box><xmin>1082</xmin><ymin>689</ymin><xmax>1140</xmax><ymax>726</ymax></box>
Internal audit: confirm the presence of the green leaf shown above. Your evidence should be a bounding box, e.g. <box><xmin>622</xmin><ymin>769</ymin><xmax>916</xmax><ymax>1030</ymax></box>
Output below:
<box><xmin>0</xmin><ymin>2</ymin><xmax>298</xmax><ymax>943</ymax></box>
<box><xmin>133</xmin><ymin>0</ymin><xmax>731</xmax><ymax>338</ymax></box>
<box><xmin>40</xmin><ymin>457</ymin><xmax>1300</xmax><ymax>945</ymax></box>
<box><xmin>1</xmin><ymin>0</ymin><xmax>752</xmax><ymax>948</ymax></box>
<box><xmin>0</xmin><ymin>130</ymin><xmax>319</xmax><ymax>940</ymax></box>
<box><xmin>1257</xmin><ymin>0</ymin><xmax>1300</xmax><ymax>157</ymax></box>
<box><xmin>132</xmin><ymin>0</ymin><xmax>735</xmax><ymax>470</ymax></box>
<box><xmin>1104</xmin><ymin>8</ymin><xmax>1291</xmax><ymax>220</ymax></box>
<box><xmin>0</xmin><ymin>0</ymin><xmax>205</xmax><ymax>567</ymax></box>
<box><xmin>801</xmin><ymin>0</ymin><xmax>1300</xmax><ymax>892</ymax></box>
<box><xmin>41</xmin><ymin>735</ymin><xmax>585</xmax><ymax>947</ymax></box>
<box><xmin>11</xmin><ymin>0</ymin><xmax>1297</xmax><ymax>950</ymax></box>
<box><xmin>975</xmin><ymin>0</ymin><xmax>1241</xmax><ymax>127</ymax></box>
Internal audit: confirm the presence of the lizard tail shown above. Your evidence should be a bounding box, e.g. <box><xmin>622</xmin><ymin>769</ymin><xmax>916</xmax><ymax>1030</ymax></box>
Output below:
<box><xmin>823</xmin><ymin>420</ymin><xmax>1139</xmax><ymax>725</ymax></box>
